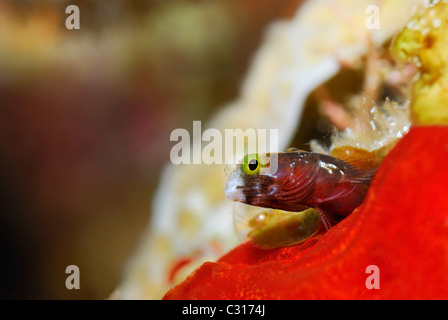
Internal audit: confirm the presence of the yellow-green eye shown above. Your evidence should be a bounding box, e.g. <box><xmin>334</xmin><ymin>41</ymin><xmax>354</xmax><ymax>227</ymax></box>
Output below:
<box><xmin>241</xmin><ymin>154</ymin><xmax>262</xmax><ymax>175</ymax></box>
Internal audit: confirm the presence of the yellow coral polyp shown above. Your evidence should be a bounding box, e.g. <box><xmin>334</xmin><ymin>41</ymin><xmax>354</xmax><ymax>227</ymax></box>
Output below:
<box><xmin>392</xmin><ymin>1</ymin><xmax>448</xmax><ymax>125</ymax></box>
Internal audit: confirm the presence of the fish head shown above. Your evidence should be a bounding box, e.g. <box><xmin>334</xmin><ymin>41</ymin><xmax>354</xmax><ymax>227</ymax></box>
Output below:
<box><xmin>225</xmin><ymin>152</ymin><xmax>315</xmax><ymax>211</ymax></box>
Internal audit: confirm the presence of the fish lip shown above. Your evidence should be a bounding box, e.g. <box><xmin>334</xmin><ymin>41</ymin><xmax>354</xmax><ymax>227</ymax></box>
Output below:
<box><xmin>225</xmin><ymin>168</ymin><xmax>274</xmax><ymax>204</ymax></box>
<box><xmin>225</xmin><ymin>183</ymin><xmax>246</xmax><ymax>202</ymax></box>
<box><xmin>225</xmin><ymin>171</ymin><xmax>247</xmax><ymax>202</ymax></box>
<box><xmin>226</xmin><ymin>184</ymin><xmax>276</xmax><ymax>205</ymax></box>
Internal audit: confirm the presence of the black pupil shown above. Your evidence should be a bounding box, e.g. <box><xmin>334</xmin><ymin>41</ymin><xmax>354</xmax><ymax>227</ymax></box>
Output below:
<box><xmin>248</xmin><ymin>159</ymin><xmax>258</xmax><ymax>171</ymax></box>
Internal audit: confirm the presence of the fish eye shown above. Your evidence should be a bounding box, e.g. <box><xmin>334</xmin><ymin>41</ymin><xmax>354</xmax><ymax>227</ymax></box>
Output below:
<box><xmin>241</xmin><ymin>154</ymin><xmax>262</xmax><ymax>175</ymax></box>
<box><xmin>248</xmin><ymin>159</ymin><xmax>258</xmax><ymax>171</ymax></box>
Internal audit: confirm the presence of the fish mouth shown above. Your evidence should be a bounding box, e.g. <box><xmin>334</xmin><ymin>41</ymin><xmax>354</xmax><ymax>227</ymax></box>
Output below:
<box><xmin>225</xmin><ymin>169</ymin><xmax>278</xmax><ymax>206</ymax></box>
<box><xmin>225</xmin><ymin>171</ymin><xmax>246</xmax><ymax>203</ymax></box>
<box><xmin>225</xmin><ymin>180</ymin><xmax>246</xmax><ymax>203</ymax></box>
<box><xmin>226</xmin><ymin>179</ymin><xmax>274</xmax><ymax>206</ymax></box>
<box><xmin>225</xmin><ymin>187</ymin><xmax>246</xmax><ymax>203</ymax></box>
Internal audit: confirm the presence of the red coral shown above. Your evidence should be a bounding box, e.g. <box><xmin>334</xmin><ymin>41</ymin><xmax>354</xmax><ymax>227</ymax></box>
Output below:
<box><xmin>163</xmin><ymin>127</ymin><xmax>448</xmax><ymax>299</ymax></box>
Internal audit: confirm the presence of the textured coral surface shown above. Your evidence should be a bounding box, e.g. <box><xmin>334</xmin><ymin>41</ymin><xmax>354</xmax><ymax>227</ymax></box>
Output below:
<box><xmin>164</xmin><ymin>126</ymin><xmax>448</xmax><ymax>299</ymax></box>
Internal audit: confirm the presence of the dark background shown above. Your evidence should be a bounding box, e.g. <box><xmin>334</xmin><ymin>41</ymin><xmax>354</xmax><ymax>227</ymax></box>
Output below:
<box><xmin>0</xmin><ymin>0</ymin><xmax>312</xmax><ymax>299</ymax></box>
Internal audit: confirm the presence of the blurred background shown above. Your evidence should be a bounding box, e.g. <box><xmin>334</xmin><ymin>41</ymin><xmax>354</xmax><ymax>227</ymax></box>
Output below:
<box><xmin>0</xmin><ymin>0</ymin><xmax>308</xmax><ymax>299</ymax></box>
